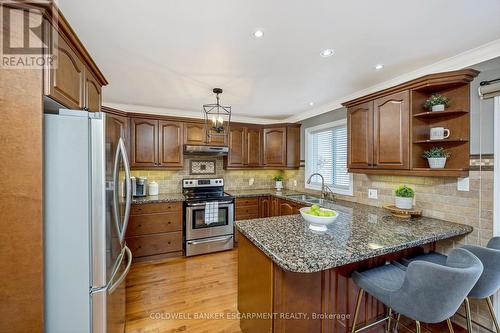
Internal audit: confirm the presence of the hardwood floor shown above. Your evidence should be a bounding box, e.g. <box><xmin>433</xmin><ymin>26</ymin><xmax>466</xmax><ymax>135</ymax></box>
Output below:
<box><xmin>125</xmin><ymin>249</ymin><xmax>466</xmax><ymax>333</ymax></box>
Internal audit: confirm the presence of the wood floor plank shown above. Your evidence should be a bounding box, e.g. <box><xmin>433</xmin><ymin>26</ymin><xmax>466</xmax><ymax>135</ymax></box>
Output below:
<box><xmin>125</xmin><ymin>249</ymin><xmax>467</xmax><ymax>333</ymax></box>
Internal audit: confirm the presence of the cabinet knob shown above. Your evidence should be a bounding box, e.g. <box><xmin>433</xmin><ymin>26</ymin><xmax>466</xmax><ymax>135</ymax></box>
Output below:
<box><xmin>83</xmin><ymin>107</ymin><xmax>89</xmax><ymax>111</ymax></box>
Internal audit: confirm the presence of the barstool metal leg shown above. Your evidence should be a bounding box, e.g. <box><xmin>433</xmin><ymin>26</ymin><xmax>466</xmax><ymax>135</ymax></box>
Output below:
<box><xmin>395</xmin><ymin>313</ymin><xmax>401</xmax><ymax>332</ymax></box>
<box><xmin>464</xmin><ymin>297</ymin><xmax>473</xmax><ymax>333</ymax></box>
<box><xmin>415</xmin><ymin>320</ymin><xmax>421</xmax><ymax>333</ymax></box>
<box><xmin>486</xmin><ymin>296</ymin><xmax>500</xmax><ymax>333</ymax></box>
<box><xmin>351</xmin><ymin>288</ymin><xmax>364</xmax><ymax>333</ymax></box>
<box><xmin>387</xmin><ymin>308</ymin><xmax>393</xmax><ymax>333</ymax></box>
<box><xmin>447</xmin><ymin>318</ymin><xmax>455</xmax><ymax>333</ymax></box>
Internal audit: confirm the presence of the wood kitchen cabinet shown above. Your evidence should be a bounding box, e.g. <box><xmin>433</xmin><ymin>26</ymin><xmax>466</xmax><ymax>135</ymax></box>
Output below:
<box><xmin>373</xmin><ymin>91</ymin><xmax>410</xmax><ymax>169</ymax></box>
<box><xmin>130</xmin><ymin>118</ymin><xmax>183</xmax><ymax>169</ymax></box>
<box><xmin>159</xmin><ymin>121</ymin><xmax>184</xmax><ymax>167</ymax></box>
<box><xmin>105</xmin><ymin>111</ymin><xmax>129</xmax><ymax>156</ymax></box>
<box><xmin>347</xmin><ymin>101</ymin><xmax>373</xmax><ymax>169</ymax></box>
<box><xmin>247</xmin><ymin>127</ymin><xmax>262</xmax><ymax>166</ymax></box>
<box><xmin>259</xmin><ymin>196</ymin><xmax>271</xmax><ymax>218</ymax></box>
<box><xmin>262</xmin><ymin>127</ymin><xmax>287</xmax><ymax>166</ymax></box>
<box><xmin>185</xmin><ymin>122</ymin><xmax>227</xmax><ymax>146</ymax></box>
<box><xmin>278</xmin><ymin>198</ymin><xmax>304</xmax><ymax>216</ymax></box>
<box><xmin>44</xmin><ymin>27</ymin><xmax>107</xmax><ymax>111</ymax></box>
<box><xmin>343</xmin><ymin>69</ymin><xmax>477</xmax><ymax>177</ymax></box>
<box><xmin>130</xmin><ymin>118</ymin><xmax>158</xmax><ymax>167</ymax></box>
<box><xmin>126</xmin><ymin>202</ymin><xmax>183</xmax><ymax>261</ymax></box>
<box><xmin>227</xmin><ymin>126</ymin><xmax>247</xmax><ymax>167</ymax></box>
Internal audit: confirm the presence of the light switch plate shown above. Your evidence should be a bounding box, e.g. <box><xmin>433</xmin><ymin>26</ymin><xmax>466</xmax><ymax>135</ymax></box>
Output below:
<box><xmin>249</xmin><ymin>178</ymin><xmax>255</xmax><ymax>186</ymax></box>
<box><xmin>457</xmin><ymin>177</ymin><xmax>469</xmax><ymax>192</ymax></box>
<box><xmin>368</xmin><ymin>189</ymin><xmax>378</xmax><ymax>199</ymax></box>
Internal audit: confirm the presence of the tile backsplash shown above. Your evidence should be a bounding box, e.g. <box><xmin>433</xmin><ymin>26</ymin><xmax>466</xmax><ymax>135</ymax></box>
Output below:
<box><xmin>131</xmin><ymin>156</ymin><xmax>282</xmax><ymax>192</ymax></box>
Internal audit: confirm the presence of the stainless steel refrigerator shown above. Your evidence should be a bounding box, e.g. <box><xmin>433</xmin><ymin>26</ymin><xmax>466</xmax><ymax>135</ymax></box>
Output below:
<box><xmin>44</xmin><ymin>109</ymin><xmax>132</xmax><ymax>333</ymax></box>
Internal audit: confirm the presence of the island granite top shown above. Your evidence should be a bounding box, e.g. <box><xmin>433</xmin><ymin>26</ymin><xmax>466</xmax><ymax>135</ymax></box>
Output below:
<box><xmin>235</xmin><ymin>199</ymin><xmax>472</xmax><ymax>273</ymax></box>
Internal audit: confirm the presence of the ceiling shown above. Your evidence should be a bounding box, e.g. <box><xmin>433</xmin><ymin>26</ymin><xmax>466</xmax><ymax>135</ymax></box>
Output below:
<box><xmin>58</xmin><ymin>0</ymin><xmax>500</xmax><ymax>122</ymax></box>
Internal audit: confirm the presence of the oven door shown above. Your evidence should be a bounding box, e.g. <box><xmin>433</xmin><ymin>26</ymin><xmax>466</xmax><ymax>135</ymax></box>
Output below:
<box><xmin>185</xmin><ymin>201</ymin><xmax>234</xmax><ymax>240</ymax></box>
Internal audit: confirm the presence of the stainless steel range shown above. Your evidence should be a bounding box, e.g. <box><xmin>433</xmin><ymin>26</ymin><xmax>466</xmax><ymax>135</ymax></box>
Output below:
<box><xmin>183</xmin><ymin>178</ymin><xmax>234</xmax><ymax>256</ymax></box>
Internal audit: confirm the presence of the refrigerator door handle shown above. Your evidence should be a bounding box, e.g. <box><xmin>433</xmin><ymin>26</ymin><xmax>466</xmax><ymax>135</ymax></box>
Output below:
<box><xmin>108</xmin><ymin>246</ymin><xmax>132</xmax><ymax>294</ymax></box>
<box><xmin>112</xmin><ymin>138</ymin><xmax>132</xmax><ymax>244</ymax></box>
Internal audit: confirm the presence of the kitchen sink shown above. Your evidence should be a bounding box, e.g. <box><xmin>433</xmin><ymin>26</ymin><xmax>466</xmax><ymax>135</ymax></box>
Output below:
<box><xmin>284</xmin><ymin>194</ymin><xmax>319</xmax><ymax>201</ymax></box>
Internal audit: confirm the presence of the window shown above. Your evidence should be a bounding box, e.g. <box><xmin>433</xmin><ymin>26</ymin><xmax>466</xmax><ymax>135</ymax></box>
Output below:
<box><xmin>305</xmin><ymin>119</ymin><xmax>353</xmax><ymax>196</ymax></box>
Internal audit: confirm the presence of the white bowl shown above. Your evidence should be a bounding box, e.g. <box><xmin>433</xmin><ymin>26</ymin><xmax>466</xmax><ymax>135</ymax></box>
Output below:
<box><xmin>299</xmin><ymin>207</ymin><xmax>339</xmax><ymax>232</ymax></box>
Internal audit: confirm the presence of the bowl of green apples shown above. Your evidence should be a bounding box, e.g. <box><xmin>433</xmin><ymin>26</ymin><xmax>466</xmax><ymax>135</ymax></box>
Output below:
<box><xmin>300</xmin><ymin>204</ymin><xmax>338</xmax><ymax>232</ymax></box>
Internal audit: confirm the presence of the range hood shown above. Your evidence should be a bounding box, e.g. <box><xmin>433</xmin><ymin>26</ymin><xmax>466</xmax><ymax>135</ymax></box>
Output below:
<box><xmin>184</xmin><ymin>144</ymin><xmax>229</xmax><ymax>156</ymax></box>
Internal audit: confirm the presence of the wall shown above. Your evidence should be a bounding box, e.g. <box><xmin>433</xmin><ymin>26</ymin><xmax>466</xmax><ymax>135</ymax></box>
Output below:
<box><xmin>470</xmin><ymin>57</ymin><xmax>500</xmax><ymax>154</ymax></box>
<box><xmin>131</xmin><ymin>156</ymin><xmax>282</xmax><ymax>193</ymax></box>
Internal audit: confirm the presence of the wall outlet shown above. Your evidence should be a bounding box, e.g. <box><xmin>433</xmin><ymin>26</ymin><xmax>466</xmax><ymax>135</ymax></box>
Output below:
<box><xmin>368</xmin><ymin>189</ymin><xmax>378</xmax><ymax>199</ymax></box>
<box><xmin>293</xmin><ymin>179</ymin><xmax>297</xmax><ymax>187</ymax></box>
<box><xmin>249</xmin><ymin>178</ymin><xmax>255</xmax><ymax>186</ymax></box>
<box><xmin>457</xmin><ymin>177</ymin><xmax>469</xmax><ymax>192</ymax></box>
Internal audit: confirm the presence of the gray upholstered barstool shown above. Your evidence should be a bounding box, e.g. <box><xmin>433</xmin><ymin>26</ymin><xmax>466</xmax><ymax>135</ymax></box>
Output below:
<box><xmin>350</xmin><ymin>248</ymin><xmax>483</xmax><ymax>333</ymax></box>
<box><xmin>401</xmin><ymin>237</ymin><xmax>500</xmax><ymax>333</ymax></box>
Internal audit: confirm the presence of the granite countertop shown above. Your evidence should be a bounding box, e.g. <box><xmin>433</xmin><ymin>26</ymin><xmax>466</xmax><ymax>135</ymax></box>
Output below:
<box><xmin>235</xmin><ymin>199</ymin><xmax>472</xmax><ymax>273</ymax></box>
<box><xmin>131</xmin><ymin>193</ymin><xmax>185</xmax><ymax>204</ymax></box>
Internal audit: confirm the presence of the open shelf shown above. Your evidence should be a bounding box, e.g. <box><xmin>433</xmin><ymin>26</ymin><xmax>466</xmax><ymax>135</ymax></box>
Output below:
<box><xmin>413</xmin><ymin>138</ymin><xmax>468</xmax><ymax>144</ymax></box>
<box><xmin>413</xmin><ymin>110</ymin><xmax>468</xmax><ymax>118</ymax></box>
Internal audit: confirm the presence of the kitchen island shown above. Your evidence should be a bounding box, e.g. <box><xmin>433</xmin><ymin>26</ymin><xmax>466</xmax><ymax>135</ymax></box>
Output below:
<box><xmin>235</xmin><ymin>200</ymin><xmax>472</xmax><ymax>333</ymax></box>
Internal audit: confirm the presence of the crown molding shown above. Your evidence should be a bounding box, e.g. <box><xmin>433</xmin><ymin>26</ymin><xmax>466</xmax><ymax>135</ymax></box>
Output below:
<box><xmin>102</xmin><ymin>102</ymin><xmax>277</xmax><ymax>124</ymax></box>
<box><xmin>284</xmin><ymin>38</ymin><xmax>500</xmax><ymax>123</ymax></box>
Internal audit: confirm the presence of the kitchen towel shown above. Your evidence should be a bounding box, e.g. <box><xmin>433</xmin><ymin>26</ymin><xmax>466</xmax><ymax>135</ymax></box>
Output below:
<box><xmin>204</xmin><ymin>201</ymin><xmax>219</xmax><ymax>225</ymax></box>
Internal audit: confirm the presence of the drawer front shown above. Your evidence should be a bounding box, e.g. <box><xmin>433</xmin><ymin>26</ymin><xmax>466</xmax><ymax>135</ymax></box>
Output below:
<box><xmin>126</xmin><ymin>232</ymin><xmax>182</xmax><ymax>258</ymax></box>
<box><xmin>127</xmin><ymin>212</ymin><xmax>182</xmax><ymax>236</ymax></box>
<box><xmin>235</xmin><ymin>205</ymin><xmax>259</xmax><ymax>220</ymax></box>
<box><xmin>235</xmin><ymin>197</ymin><xmax>259</xmax><ymax>207</ymax></box>
<box><xmin>131</xmin><ymin>202</ymin><xmax>182</xmax><ymax>215</ymax></box>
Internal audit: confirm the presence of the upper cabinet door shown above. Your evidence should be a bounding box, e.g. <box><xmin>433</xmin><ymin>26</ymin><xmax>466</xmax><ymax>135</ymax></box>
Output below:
<box><xmin>46</xmin><ymin>33</ymin><xmax>85</xmax><ymax>110</ymax></box>
<box><xmin>85</xmin><ymin>71</ymin><xmax>102</xmax><ymax>112</ymax></box>
<box><xmin>227</xmin><ymin>126</ymin><xmax>246</xmax><ymax>167</ymax></box>
<box><xmin>158</xmin><ymin>121</ymin><xmax>184</xmax><ymax>168</ymax></box>
<box><xmin>347</xmin><ymin>101</ymin><xmax>373</xmax><ymax>169</ymax></box>
<box><xmin>184</xmin><ymin>122</ymin><xmax>206</xmax><ymax>145</ymax></box>
<box><xmin>263</xmin><ymin>127</ymin><xmax>286</xmax><ymax>166</ymax></box>
<box><xmin>130</xmin><ymin>118</ymin><xmax>158</xmax><ymax>167</ymax></box>
<box><xmin>373</xmin><ymin>91</ymin><xmax>410</xmax><ymax>169</ymax></box>
<box><xmin>247</xmin><ymin>128</ymin><xmax>262</xmax><ymax>166</ymax></box>
<box><xmin>286</xmin><ymin>126</ymin><xmax>300</xmax><ymax>168</ymax></box>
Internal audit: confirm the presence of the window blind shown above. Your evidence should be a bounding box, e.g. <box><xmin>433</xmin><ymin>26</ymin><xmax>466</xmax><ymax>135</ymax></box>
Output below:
<box><xmin>309</xmin><ymin>124</ymin><xmax>350</xmax><ymax>190</ymax></box>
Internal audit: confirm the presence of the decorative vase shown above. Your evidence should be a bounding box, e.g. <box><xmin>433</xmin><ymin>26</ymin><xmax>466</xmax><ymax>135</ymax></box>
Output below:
<box><xmin>275</xmin><ymin>181</ymin><xmax>283</xmax><ymax>191</ymax></box>
<box><xmin>427</xmin><ymin>157</ymin><xmax>447</xmax><ymax>169</ymax></box>
<box><xmin>431</xmin><ymin>104</ymin><xmax>445</xmax><ymax>112</ymax></box>
<box><xmin>395</xmin><ymin>196</ymin><xmax>413</xmax><ymax>210</ymax></box>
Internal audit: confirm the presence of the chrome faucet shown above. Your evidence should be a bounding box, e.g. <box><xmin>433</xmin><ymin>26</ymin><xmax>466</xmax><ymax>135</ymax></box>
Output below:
<box><xmin>306</xmin><ymin>173</ymin><xmax>335</xmax><ymax>201</ymax></box>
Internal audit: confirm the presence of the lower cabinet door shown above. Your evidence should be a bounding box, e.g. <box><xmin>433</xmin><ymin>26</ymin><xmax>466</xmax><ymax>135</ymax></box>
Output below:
<box><xmin>126</xmin><ymin>232</ymin><xmax>182</xmax><ymax>258</ymax></box>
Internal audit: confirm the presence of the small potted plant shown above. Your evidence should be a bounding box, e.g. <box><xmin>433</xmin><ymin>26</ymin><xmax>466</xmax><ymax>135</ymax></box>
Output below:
<box><xmin>423</xmin><ymin>147</ymin><xmax>450</xmax><ymax>169</ymax></box>
<box><xmin>394</xmin><ymin>185</ymin><xmax>415</xmax><ymax>210</ymax></box>
<box><xmin>423</xmin><ymin>94</ymin><xmax>450</xmax><ymax>112</ymax></box>
<box><xmin>273</xmin><ymin>175</ymin><xmax>283</xmax><ymax>191</ymax></box>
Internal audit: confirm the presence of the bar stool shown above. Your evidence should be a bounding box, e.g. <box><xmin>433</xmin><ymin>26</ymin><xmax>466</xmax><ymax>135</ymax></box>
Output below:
<box><xmin>350</xmin><ymin>248</ymin><xmax>483</xmax><ymax>333</ymax></box>
<box><xmin>401</xmin><ymin>237</ymin><xmax>500</xmax><ymax>333</ymax></box>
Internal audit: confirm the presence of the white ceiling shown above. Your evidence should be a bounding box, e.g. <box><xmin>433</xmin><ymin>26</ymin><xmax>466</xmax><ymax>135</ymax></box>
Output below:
<box><xmin>58</xmin><ymin>0</ymin><xmax>500</xmax><ymax>123</ymax></box>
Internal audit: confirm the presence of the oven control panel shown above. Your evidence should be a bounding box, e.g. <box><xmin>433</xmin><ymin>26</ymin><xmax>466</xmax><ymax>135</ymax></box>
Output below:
<box><xmin>183</xmin><ymin>178</ymin><xmax>224</xmax><ymax>188</ymax></box>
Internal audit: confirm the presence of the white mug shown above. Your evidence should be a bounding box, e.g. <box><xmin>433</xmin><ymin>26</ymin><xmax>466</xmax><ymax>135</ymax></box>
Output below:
<box><xmin>430</xmin><ymin>127</ymin><xmax>450</xmax><ymax>140</ymax></box>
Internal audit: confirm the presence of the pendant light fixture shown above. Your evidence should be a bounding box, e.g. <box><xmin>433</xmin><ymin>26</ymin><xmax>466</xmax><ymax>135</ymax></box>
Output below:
<box><xmin>203</xmin><ymin>88</ymin><xmax>231</xmax><ymax>143</ymax></box>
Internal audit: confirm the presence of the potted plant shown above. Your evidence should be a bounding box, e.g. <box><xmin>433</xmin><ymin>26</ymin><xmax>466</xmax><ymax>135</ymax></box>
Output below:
<box><xmin>423</xmin><ymin>94</ymin><xmax>450</xmax><ymax>112</ymax></box>
<box><xmin>394</xmin><ymin>185</ymin><xmax>415</xmax><ymax>210</ymax></box>
<box><xmin>273</xmin><ymin>175</ymin><xmax>283</xmax><ymax>191</ymax></box>
<box><xmin>423</xmin><ymin>147</ymin><xmax>450</xmax><ymax>169</ymax></box>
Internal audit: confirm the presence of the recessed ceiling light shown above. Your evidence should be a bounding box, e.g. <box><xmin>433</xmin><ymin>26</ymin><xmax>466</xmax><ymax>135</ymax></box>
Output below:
<box><xmin>309</xmin><ymin>102</ymin><xmax>315</xmax><ymax>106</ymax></box>
<box><xmin>375</xmin><ymin>64</ymin><xmax>384</xmax><ymax>70</ymax></box>
<box><xmin>253</xmin><ymin>30</ymin><xmax>264</xmax><ymax>38</ymax></box>
<box><xmin>320</xmin><ymin>49</ymin><xmax>335</xmax><ymax>57</ymax></box>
